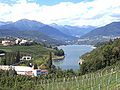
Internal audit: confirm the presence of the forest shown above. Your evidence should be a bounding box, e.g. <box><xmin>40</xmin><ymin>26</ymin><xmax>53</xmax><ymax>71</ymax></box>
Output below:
<box><xmin>80</xmin><ymin>38</ymin><xmax>120</xmax><ymax>74</ymax></box>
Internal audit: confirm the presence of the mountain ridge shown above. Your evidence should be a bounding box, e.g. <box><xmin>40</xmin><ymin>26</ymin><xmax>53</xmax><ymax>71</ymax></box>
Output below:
<box><xmin>0</xmin><ymin>19</ymin><xmax>76</xmax><ymax>42</ymax></box>
<box><xmin>81</xmin><ymin>21</ymin><xmax>120</xmax><ymax>39</ymax></box>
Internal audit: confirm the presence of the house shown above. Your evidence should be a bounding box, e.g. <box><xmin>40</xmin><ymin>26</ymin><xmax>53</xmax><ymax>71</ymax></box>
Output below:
<box><xmin>0</xmin><ymin>53</ymin><xmax>5</xmax><ymax>56</ymax></box>
<box><xmin>0</xmin><ymin>65</ymin><xmax>11</xmax><ymax>70</ymax></box>
<box><xmin>15</xmin><ymin>38</ymin><xmax>21</xmax><ymax>44</ymax></box>
<box><xmin>0</xmin><ymin>37</ymin><xmax>34</xmax><ymax>46</ymax></box>
<box><xmin>19</xmin><ymin>39</ymin><xmax>28</xmax><ymax>45</ymax></box>
<box><xmin>13</xmin><ymin>66</ymin><xmax>44</xmax><ymax>76</ymax></box>
<box><xmin>14</xmin><ymin>66</ymin><xmax>48</xmax><ymax>76</ymax></box>
<box><xmin>2</xmin><ymin>40</ymin><xmax>15</xmax><ymax>46</ymax></box>
<box><xmin>79</xmin><ymin>59</ymin><xmax>84</xmax><ymax>65</ymax></box>
<box><xmin>20</xmin><ymin>56</ymin><xmax>32</xmax><ymax>61</ymax></box>
<box><xmin>0</xmin><ymin>65</ymin><xmax>48</xmax><ymax>76</ymax></box>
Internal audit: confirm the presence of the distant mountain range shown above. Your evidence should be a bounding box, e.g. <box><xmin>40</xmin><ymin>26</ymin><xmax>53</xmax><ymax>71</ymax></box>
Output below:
<box><xmin>75</xmin><ymin>21</ymin><xmax>120</xmax><ymax>45</ymax></box>
<box><xmin>0</xmin><ymin>21</ymin><xmax>12</xmax><ymax>26</ymax></box>
<box><xmin>50</xmin><ymin>23</ymin><xmax>95</xmax><ymax>38</ymax></box>
<box><xmin>1</xmin><ymin>19</ymin><xmax>120</xmax><ymax>45</ymax></box>
<box><xmin>81</xmin><ymin>22</ymin><xmax>120</xmax><ymax>39</ymax></box>
<box><xmin>0</xmin><ymin>19</ymin><xmax>78</xmax><ymax>45</ymax></box>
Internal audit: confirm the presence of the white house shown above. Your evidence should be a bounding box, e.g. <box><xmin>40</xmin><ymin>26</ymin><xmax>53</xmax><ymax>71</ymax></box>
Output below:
<box><xmin>0</xmin><ymin>65</ymin><xmax>48</xmax><ymax>76</ymax></box>
<box><xmin>0</xmin><ymin>65</ymin><xmax>11</xmax><ymax>70</ymax></box>
<box><xmin>0</xmin><ymin>53</ymin><xmax>5</xmax><ymax>56</ymax></box>
<box><xmin>79</xmin><ymin>59</ymin><xmax>84</xmax><ymax>65</ymax></box>
<box><xmin>19</xmin><ymin>39</ymin><xmax>28</xmax><ymax>45</ymax></box>
<box><xmin>20</xmin><ymin>56</ymin><xmax>32</xmax><ymax>61</ymax></box>
<box><xmin>13</xmin><ymin>66</ymin><xmax>48</xmax><ymax>76</ymax></box>
<box><xmin>2</xmin><ymin>40</ymin><xmax>13</xmax><ymax>46</ymax></box>
<box><xmin>15</xmin><ymin>38</ymin><xmax>21</xmax><ymax>44</ymax></box>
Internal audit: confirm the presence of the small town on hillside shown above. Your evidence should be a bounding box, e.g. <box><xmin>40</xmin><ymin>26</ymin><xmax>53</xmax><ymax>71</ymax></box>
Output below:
<box><xmin>0</xmin><ymin>37</ymin><xmax>48</xmax><ymax>76</ymax></box>
<box><xmin>0</xmin><ymin>37</ymin><xmax>33</xmax><ymax>46</ymax></box>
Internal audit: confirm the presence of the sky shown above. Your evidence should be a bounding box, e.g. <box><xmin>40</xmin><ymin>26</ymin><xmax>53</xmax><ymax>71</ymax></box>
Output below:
<box><xmin>0</xmin><ymin>0</ymin><xmax>120</xmax><ymax>26</ymax></box>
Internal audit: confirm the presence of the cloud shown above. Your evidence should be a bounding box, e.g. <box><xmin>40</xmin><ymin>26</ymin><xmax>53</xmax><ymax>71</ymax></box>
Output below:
<box><xmin>111</xmin><ymin>14</ymin><xmax>120</xmax><ymax>18</ymax></box>
<box><xmin>0</xmin><ymin>0</ymin><xmax>120</xmax><ymax>26</ymax></box>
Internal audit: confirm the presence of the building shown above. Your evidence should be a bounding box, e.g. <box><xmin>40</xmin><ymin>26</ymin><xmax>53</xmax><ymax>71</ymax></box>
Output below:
<box><xmin>0</xmin><ymin>65</ymin><xmax>11</xmax><ymax>70</ymax></box>
<box><xmin>20</xmin><ymin>56</ymin><xmax>32</xmax><ymax>61</ymax></box>
<box><xmin>15</xmin><ymin>38</ymin><xmax>21</xmax><ymax>44</ymax></box>
<box><xmin>0</xmin><ymin>37</ymin><xmax>34</xmax><ymax>46</ymax></box>
<box><xmin>19</xmin><ymin>39</ymin><xmax>28</xmax><ymax>45</ymax></box>
<box><xmin>2</xmin><ymin>40</ymin><xmax>15</xmax><ymax>46</ymax></box>
<box><xmin>79</xmin><ymin>59</ymin><xmax>84</xmax><ymax>65</ymax></box>
<box><xmin>0</xmin><ymin>65</ymin><xmax>48</xmax><ymax>76</ymax></box>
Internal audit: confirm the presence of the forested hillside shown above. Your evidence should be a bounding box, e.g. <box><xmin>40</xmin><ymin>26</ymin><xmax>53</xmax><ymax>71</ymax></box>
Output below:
<box><xmin>80</xmin><ymin>38</ymin><xmax>120</xmax><ymax>74</ymax></box>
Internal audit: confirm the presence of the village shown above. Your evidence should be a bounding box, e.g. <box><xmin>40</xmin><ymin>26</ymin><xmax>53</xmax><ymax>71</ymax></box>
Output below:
<box><xmin>0</xmin><ymin>37</ymin><xmax>33</xmax><ymax>46</ymax></box>
<box><xmin>0</xmin><ymin>37</ymin><xmax>48</xmax><ymax>76</ymax></box>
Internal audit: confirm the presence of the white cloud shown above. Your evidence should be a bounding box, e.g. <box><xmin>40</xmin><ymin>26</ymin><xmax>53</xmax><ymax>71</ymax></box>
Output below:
<box><xmin>0</xmin><ymin>0</ymin><xmax>120</xmax><ymax>26</ymax></box>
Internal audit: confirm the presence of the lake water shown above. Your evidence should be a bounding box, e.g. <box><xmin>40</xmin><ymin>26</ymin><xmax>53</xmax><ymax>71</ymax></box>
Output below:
<box><xmin>53</xmin><ymin>45</ymin><xmax>95</xmax><ymax>70</ymax></box>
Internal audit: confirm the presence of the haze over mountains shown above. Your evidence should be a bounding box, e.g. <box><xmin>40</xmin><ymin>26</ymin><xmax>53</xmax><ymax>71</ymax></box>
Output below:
<box><xmin>0</xmin><ymin>19</ymin><xmax>120</xmax><ymax>45</ymax></box>
<box><xmin>50</xmin><ymin>24</ymin><xmax>95</xmax><ymax>37</ymax></box>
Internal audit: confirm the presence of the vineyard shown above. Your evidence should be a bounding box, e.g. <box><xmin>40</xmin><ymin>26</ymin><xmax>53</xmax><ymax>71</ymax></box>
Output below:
<box><xmin>37</xmin><ymin>67</ymin><xmax>120</xmax><ymax>90</ymax></box>
<box><xmin>1</xmin><ymin>66</ymin><xmax>120</xmax><ymax>90</ymax></box>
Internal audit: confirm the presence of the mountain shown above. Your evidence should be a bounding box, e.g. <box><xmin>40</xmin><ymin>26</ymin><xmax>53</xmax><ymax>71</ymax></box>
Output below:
<box><xmin>0</xmin><ymin>19</ymin><xmax>68</xmax><ymax>45</ymax></box>
<box><xmin>81</xmin><ymin>22</ymin><xmax>120</xmax><ymax>39</ymax></box>
<box><xmin>39</xmin><ymin>25</ymin><xmax>76</xmax><ymax>40</ymax></box>
<box><xmin>0</xmin><ymin>19</ymin><xmax>45</xmax><ymax>31</ymax></box>
<box><xmin>64</xmin><ymin>25</ymin><xmax>95</xmax><ymax>37</ymax></box>
<box><xmin>50</xmin><ymin>24</ymin><xmax>95</xmax><ymax>38</ymax></box>
<box><xmin>0</xmin><ymin>29</ymin><xmax>63</xmax><ymax>45</ymax></box>
<box><xmin>0</xmin><ymin>21</ymin><xmax>12</xmax><ymax>26</ymax></box>
<box><xmin>0</xmin><ymin>19</ymin><xmax>76</xmax><ymax>41</ymax></box>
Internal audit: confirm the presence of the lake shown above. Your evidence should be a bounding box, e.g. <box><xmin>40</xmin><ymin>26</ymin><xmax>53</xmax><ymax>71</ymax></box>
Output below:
<box><xmin>53</xmin><ymin>45</ymin><xmax>95</xmax><ymax>70</ymax></box>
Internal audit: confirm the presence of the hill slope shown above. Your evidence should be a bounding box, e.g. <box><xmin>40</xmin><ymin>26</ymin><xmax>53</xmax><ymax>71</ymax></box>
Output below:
<box><xmin>0</xmin><ymin>63</ymin><xmax>120</xmax><ymax>90</ymax></box>
<box><xmin>80</xmin><ymin>38</ymin><xmax>120</xmax><ymax>75</ymax></box>
<box><xmin>81</xmin><ymin>22</ymin><xmax>120</xmax><ymax>39</ymax></box>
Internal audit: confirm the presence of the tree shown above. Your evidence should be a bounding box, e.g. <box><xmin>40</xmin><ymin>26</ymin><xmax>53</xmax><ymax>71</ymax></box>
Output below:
<box><xmin>54</xmin><ymin>49</ymin><xmax>64</xmax><ymax>56</ymax></box>
<box><xmin>16</xmin><ymin>51</ymin><xmax>20</xmax><ymax>63</ymax></box>
<box><xmin>47</xmin><ymin>52</ymin><xmax>53</xmax><ymax>69</ymax></box>
<box><xmin>102</xmin><ymin>45</ymin><xmax>113</xmax><ymax>66</ymax></box>
<box><xmin>53</xmin><ymin>47</ymin><xmax>58</xmax><ymax>50</ymax></box>
<box><xmin>8</xmin><ymin>69</ymin><xmax>17</xmax><ymax>76</ymax></box>
<box><xmin>33</xmin><ymin>63</ymin><xmax>38</xmax><ymax>69</ymax></box>
<box><xmin>59</xmin><ymin>49</ymin><xmax>64</xmax><ymax>56</ymax></box>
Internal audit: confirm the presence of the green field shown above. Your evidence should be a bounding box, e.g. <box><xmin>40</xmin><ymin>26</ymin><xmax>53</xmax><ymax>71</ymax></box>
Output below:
<box><xmin>0</xmin><ymin>45</ymin><xmax>53</xmax><ymax>65</ymax></box>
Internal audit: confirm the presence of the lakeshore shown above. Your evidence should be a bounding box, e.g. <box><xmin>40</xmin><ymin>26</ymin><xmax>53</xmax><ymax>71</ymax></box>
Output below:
<box><xmin>52</xmin><ymin>55</ymin><xmax>65</xmax><ymax>60</ymax></box>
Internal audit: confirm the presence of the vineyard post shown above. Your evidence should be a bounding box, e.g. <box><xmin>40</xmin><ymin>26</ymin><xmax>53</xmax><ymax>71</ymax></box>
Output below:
<box><xmin>116</xmin><ymin>71</ymin><xmax>118</xmax><ymax>90</ymax></box>
<box><xmin>98</xmin><ymin>84</ymin><xmax>101</xmax><ymax>90</ymax></box>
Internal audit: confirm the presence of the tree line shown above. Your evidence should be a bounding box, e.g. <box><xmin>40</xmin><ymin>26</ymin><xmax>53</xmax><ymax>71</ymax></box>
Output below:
<box><xmin>53</xmin><ymin>47</ymin><xmax>64</xmax><ymax>56</ymax></box>
<box><xmin>0</xmin><ymin>51</ymin><xmax>20</xmax><ymax>65</ymax></box>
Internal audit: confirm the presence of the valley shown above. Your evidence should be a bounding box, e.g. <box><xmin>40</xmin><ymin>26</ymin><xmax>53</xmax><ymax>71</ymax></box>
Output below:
<box><xmin>0</xmin><ymin>0</ymin><xmax>120</xmax><ymax>89</ymax></box>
